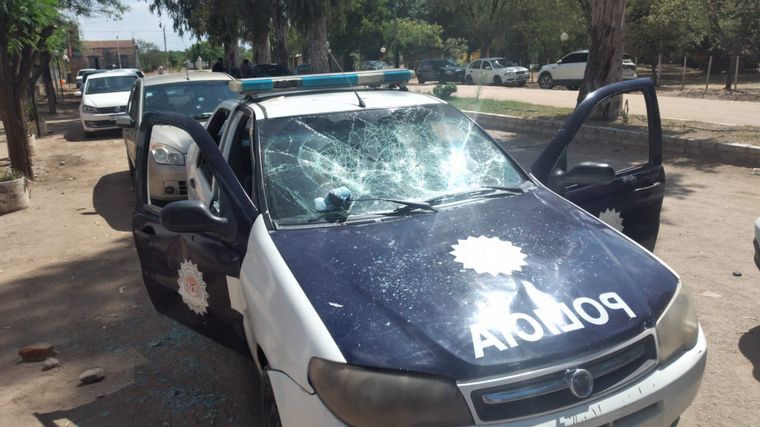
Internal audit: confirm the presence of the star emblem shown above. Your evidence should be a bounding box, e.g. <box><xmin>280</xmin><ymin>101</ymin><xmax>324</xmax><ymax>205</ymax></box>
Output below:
<box><xmin>450</xmin><ymin>236</ymin><xmax>528</xmax><ymax>277</ymax></box>
<box><xmin>598</xmin><ymin>208</ymin><xmax>624</xmax><ymax>232</ymax></box>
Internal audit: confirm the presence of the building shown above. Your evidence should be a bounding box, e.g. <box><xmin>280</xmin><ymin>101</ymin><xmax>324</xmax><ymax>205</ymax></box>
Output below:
<box><xmin>70</xmin><ymin>39</ymin><xmax>140</xmax><ymax>74</ymax></box>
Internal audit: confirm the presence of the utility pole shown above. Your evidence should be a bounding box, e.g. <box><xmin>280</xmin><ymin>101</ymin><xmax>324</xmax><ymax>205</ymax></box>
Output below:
<box><xmin>162</xmin><ymin>25</ymin><xmax>169</xmax><ymax>71</ymax></box>
<box><xmin>116</xmin><ymin>36</ymin><xmax>122</xmax><ymax>68</ymax></box>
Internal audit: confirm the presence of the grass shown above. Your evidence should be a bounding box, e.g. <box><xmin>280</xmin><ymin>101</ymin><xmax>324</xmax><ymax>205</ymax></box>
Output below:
<box><xmin>0</xmin><ymin>168</ymin><xmax>22</xmax><ymax>182</ymax></box>
<box><xmin>446</xmin><ymin>96</ymin><xmax>760</xmax><ymax>146</ymax></box>
<box><xmin>446</xmin><ymin>97</ymin><xmax>572</xmax><ymax>119</ymax></box>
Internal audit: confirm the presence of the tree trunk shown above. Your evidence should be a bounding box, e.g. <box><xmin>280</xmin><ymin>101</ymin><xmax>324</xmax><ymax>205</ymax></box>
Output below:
<box><xmin>41</xmin><ymin>53</ymin><xmax>57</xmax><ymax>114</ymax></box>
<box><xmin>273</xmin><ymin>0</ymin><xmax>289</xmax><ymax>68</ymax></box>
<box><xmin>308</xmin><ymin>8</ymin><xmax>330</xmax><ymax>74</ymax></box>
<box><xmin>577</xmin><ymin>0</ymin><xmax>627</xmax><ymax>121</ymax></box>
<box><xmin>0</xmin><ymin>82</ymin><xmax>34</xmax><ymax>179</ymax></box>
<box><xmin>253</xmin><ymin>22</ymin><xmax>271</xmax><ymax>64</ymax></box>
<box><xmin>223</xmin><ymin>24</ymin><xmax>240</xmax><ymax>73</ymax></box>
<box><xmin>724</xmin><ymin>55</ymin><xmax>735</xmax><ymax>90</ymax></box>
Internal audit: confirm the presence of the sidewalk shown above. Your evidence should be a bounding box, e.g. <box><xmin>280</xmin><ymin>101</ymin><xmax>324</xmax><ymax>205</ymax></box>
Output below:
<box><xmin>409</xmin><ymin>84</ymin><xmax>760</xmax><ymax>127</ymax></box>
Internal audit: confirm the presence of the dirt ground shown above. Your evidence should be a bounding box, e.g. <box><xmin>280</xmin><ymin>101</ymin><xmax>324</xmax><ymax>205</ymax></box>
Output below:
<box><xmin>1</xmin><ymin>100</ymin><xmax>760</xmax><ymax>426</ymax></box>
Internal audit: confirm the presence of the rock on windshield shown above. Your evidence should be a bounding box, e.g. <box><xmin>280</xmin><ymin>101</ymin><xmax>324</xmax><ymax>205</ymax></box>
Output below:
<box><xmin>260</xmin><ymin>103</ymin><xmax>526</xmax><ymax>225</ymax></box>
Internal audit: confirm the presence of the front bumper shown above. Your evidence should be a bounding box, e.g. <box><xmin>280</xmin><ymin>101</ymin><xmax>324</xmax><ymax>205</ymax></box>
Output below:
<box><xmin>270</xmin><ymin>328</ymin><xmax>706</xmax><ymax>427</ymax></box>
<box><xmin>147</xmin><ymin>157</ymin><xmax>188</xmax><ymax>202</ymax></box>
<box><xmin>80</xmin><ymin>111</ymin><xmax>121</xmax><ymax>132</ymax></box>
<box><xmin>503</xmin><ymin>73</ymin><xmax>529</xmax><ymax>84</ymax></box>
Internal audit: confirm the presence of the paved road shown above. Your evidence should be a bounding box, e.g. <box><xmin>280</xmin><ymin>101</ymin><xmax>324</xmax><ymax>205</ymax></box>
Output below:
<box><xmin>409</xmin><ymin>83</ymin><xmax>760</xmax><ymax>127</ymax></box>
<box><xmin>1</xmin><ymin>117</ymin><xmax>759</xmax><ymax>425</ymax></box>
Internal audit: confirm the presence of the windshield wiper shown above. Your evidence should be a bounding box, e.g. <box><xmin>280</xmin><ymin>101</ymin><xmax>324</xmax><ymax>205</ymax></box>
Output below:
<box><xmin>425</xmin><ymin>184</ymin><xmax>530</xmax><ymax>206</ymax></box>
<box><xmin>354</xmin><ymin>198</ymin><xmax>437</xmax><ymax>214</ymax></box>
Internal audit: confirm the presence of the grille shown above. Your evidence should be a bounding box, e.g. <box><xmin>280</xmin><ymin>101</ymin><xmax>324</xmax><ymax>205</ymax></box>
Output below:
<box><xmin>515</xmin><ymin>70</ymin><xmax>527</xmax><ymax>75</ymax></box>
<box><xmin>178</xmin><ymin>180</ymin><xmax>188</xmax><ymax>196</ymax></box>
<box><xmin>470</xmin><ymin>335</ymin><xmax>657</xmax><ymax>422</ymax></box>
<box><xmin>96</xmin><ymin>106</ymin><xmax>125</xmax><ymax>114</ymax></box>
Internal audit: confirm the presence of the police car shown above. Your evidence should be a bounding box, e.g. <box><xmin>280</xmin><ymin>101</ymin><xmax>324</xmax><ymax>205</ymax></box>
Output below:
<box><xmin>131</xmin><ymin>70</ymin><xmax>706</xmax><ymax>426</ymax></box>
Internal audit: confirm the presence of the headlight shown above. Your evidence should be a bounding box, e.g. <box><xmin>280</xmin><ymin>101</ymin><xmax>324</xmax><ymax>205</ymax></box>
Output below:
<box><xmin>150</xmin><ymin>143</ymin><xmax>185</xmax><ymax>165</ymax></box>
<box><xmin>309</xmin><ymin>358</ymin><xmax>473</xmax><ymax>427</ymax></box>
<box><xmin>83</xmin><ymin>104</ymin><xmax>97</xmax><ymax>113</ymax></box>
<box><xmin>655</xmin><ymin>282</ymin><xmax>699</xmax><ymax>364</ymax></box>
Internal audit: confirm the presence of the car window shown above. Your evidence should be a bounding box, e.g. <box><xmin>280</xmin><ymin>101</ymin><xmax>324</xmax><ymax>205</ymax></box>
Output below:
<box><xmin>470</xmin><ymin>60</ymin><xmax>481</xmax><ymax>69</ymax></box>
<box><xmin>84</xmin><ymin>75</ymin><xmax>137</xmax><ymax>94</ymax></box>
<box><xmin>226</xmin><ymin>118</ymin><xmax>254</xmax><ymax>198</ymax></box>
<box><xmin>483</xmin><ymin>61</ymin><xmax>492</xmax><ymax>70</ymax></box>
<box><xmin>259</xmin><ymin>104</ymin><xmax>527</xmax><ymax>225</ymax></box>
<box><xmin>562</xmin><ymin>53</ymin><xmax>586</xmax><ymax>64</ymax></box>
<box><xmin>127</xmin><ymin>82</ymin><xmax>140</xmax><ymax>121</ymax></box>
<box><xmin>144</xmin><ymin>81</ymin><xmax>239</xmax><ymax>120</ymax></box>
<box><xmin>491</xmin><ymin>58</ymin><xmax>516</xmax><ymax>68</ymax></box>
<box><xmin>198</xmin><ymin>108</ymin><xmax>233</xmax><ymax>183</ymax></box>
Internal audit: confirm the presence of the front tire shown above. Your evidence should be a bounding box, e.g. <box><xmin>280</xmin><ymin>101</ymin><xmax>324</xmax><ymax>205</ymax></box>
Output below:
<box><xmin>465</xmin><ymin>75</ymin><xmax>474</xmax><ymax>85</ymax></box>
<box><xmin>493</xmin><ymin>75</ymin><xmax>502</xmax><ymax>86</ymax></box>
<box><xmin>260</xmin><ymin>369</ymin><xmax>283</xmax><ymax>427</ymax></box>
<box><xmin>417</xmin><ymin>75</ymin><xmax>425</xmax><ymax>84</ymax></box>
<box><xmin>538</xmin><ymin>73</ymin><xmax>554</xmax><ymax>89</ymax></box>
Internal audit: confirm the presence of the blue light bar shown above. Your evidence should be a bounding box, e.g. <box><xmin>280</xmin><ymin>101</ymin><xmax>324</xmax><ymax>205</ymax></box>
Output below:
<box><xmin>229</xmin><ymin>69</ymin><xmax>414</xmax><ymax>94</ymax></box>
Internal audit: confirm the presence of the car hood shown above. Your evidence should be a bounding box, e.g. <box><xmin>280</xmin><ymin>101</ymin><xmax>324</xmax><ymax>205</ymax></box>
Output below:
<box><xmin>270</xmin><ymin>187</ymin><xmax>678</xmax><ymax>380</ymax></box>
<box><xmin>502</xmin><ymin>66</ymin><xmax>528</xmax><ymax>73</ymax></box>
<box><xmin>82</xmin><ymin>91</ymin><xmax>131</xmax><ymax>108</ymax></box>
<box><xmin>150</xmin><ymin>124</ymin><xmax>200</xmax><ymax>153</ymax></box>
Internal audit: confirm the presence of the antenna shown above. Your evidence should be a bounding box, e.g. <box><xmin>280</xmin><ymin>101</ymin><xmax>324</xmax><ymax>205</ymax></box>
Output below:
<box><xmin>328</xmin><ymin>49</ymin><xmax>366</xmax><ymax>108</ymax></box>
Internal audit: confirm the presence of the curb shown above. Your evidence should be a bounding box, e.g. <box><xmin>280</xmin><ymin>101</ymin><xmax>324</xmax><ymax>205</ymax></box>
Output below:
<box><xmin>464</xmin><ymin>111</ymin><xmax>760</xmax><ymax>167</ymax></box>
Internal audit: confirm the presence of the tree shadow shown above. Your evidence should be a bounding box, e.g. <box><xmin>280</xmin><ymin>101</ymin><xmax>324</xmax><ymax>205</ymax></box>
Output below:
<box><xmin>0</xmin><ymin>238</ymin><xmax>260</xmax><ymax>425</ymax></box>
<box><xmin>65</xmin><ymin>125</ymin><xmax>122</xmax><ymax>143</ymax></box>
<box><xmin>92</xmin><ymin>170</ymin><xmax>134</xmax><ymax>232</ymax></box>
<box><xmin>739</xmin><ymin>325</ymin><xmax>760</xmax><ymax>382</ymax></box>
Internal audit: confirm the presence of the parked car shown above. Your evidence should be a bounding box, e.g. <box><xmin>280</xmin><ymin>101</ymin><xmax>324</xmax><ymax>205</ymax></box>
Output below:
<box><xmin>117</xmin><ymin>72</ymin><xmax>238</xmax><ymax>202</ymax></box>
<box><xmin>294</xmin><ymin>63</ymin><xmax>310</xmax><ymax>75</ymax></box>
<box><xmin>132</xmin><ymin>70</ymin><xmax>705</xmax><ymax>426</ymax></box>
<box><xmin>359</xmin><ymin>60</ymin><xmax>390</xmax><ymax>70</ymax></box>
<box><xmin>538</xmin><ymin>50</ymin><xmax>638</xmax><ymax>90</ymax></box>
<box><xmin>754</xmin><ymin>216</ymin><xmax>760</xmax><ymax>270</ymax></box>
<box><xmin>76</xmin><ymin>68</ymin><xmax>106</xmax><ymax>88</ymax></box>
<box><xmin>118</xmin><ymin>67</ymin><xmax>145</xmax><ymax>78</ymax></box>
<box><xmin>464</xmin><ymin>57</ymin><xmax>530</xmax><ymax>86</ymax></box>
<box><xmin>415</xmin><ymin>59</ymin><xmax>465</xmax><ymax>84</ymax></box>
<box><xmin>75</xmin><ymin>68</ymin><xmax>97</xmax><ymax>88</ymax></box>
<box><xmin>253</xmin><ymin>63</ymin><xmax>291</xmax><ymax>77</ymax></box>
<box><xmin>77</xmin><ymin>69</ymin><xmax>139</xmax><ymax>137</ymax></box>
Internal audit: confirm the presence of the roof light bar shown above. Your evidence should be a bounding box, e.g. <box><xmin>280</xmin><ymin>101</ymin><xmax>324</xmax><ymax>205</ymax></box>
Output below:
<box><xmin>229</xmin><ymin>69</ymin><xmax>414</xmax><ymax>94</ymax></box>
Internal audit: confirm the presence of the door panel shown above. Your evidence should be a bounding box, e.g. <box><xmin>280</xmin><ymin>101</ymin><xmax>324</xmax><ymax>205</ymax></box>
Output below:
<box><xmin>132</xmin><ymin>111</ymin><xmax>257</xmax><ymax>356</ymax></box>
<box><xmin>531</xmin><ymin>79</ymin><xmax>664</xmax><ymax>251</ymax></box>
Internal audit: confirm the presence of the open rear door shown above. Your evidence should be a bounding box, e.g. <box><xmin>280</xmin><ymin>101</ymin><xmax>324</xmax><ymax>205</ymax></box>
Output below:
<box><xmin>531</xmin><ymin>79</ymin><xmax>664</xmax><ymax>251</ymax></box>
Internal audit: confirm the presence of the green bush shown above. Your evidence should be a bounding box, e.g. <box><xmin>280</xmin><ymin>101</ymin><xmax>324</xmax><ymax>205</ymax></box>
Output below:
<box><xmin>0</xmin><ymin>168</ymin><xmax>22</xmax><ymax>182</ymax></box>
<box><xmin>433</xmin><ymin>83</ymin><xmax>457</xmax><ymax>100</ymax></box>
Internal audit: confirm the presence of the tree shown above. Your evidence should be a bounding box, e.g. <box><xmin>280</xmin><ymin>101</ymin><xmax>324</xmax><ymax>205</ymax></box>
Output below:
<box><xmin>136</xmin><ymin>39</ymin><xmax>166</xmax><ymax>71</ymax></box>
<box><xmin>271</xmin><ymin>0</ymin><xmax>289</xmax><ymax>67</ymax></box>
<box><xmin>186</xmin><ymin>40</ymin><xmax>224</xmax><ymax>67</ymax></box>
<box><xmin>287</xmin><ymin>0</ymin><xmax>351</xmax><ymax>73</ymax></box>
<box><xmin>577</xmin><ymin>0</ymin><xmax>628</xmax><ymax>120</ymax></box>
<box><xmin>0</xmin><ymin>0</ymin><xmax>59</xmax><ymax>178</ymax></box>
<box><xmin>383</xmin><ymin>18</ymin><xmax>443</xmax><ymax>65</ymax></box>
<box><xmin>703</xmin><ymin>0</ymin><xmax>760</xmax><ymax>89</ymax></box>
<box><xmin>150</xmin><ymin>0</ymin><xmax>246</xmax><ymax>71</ymax></box>
<box><xmin>626</xmin><ymin>0</ymin><xmax>703</xmax><ymax>85</ymax></box>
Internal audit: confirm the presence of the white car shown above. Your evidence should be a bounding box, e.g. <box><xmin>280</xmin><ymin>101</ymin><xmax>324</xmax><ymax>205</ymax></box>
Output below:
<box><xmin>465</xmin><ymin>57</ymin><xmax>530</xmax><ymax>86</ymax></box>
<box><xmin>77</xmin><ymin>69</ymin><xmax>139</xmax><ymax>137</ymax></box>
<box><xmin>538</xmin><ymin>50</ymin><xmax>638</xmax><ymax>90</ymax></box>
<box><xmin>132</xmin><ymin>70</ymin><xmax>705</xmax><ymax>426</ymax></box>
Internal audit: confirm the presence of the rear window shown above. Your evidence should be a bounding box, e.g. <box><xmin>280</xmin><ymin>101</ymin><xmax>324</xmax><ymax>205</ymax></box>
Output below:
<box><xmin>143</xmin><ymin>81</ymin><xmax>239</xmax><ymax>119</ymax></box>
<box><xmin>85</xmin><ymin>75</ymin><xmax>137</xmax><ymax>94</ymax></box>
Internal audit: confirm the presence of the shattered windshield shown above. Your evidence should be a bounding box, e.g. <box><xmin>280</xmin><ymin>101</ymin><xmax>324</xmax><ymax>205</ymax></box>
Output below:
<box><xmin>260</xmin><ymin>104</ymin><xmax>526</xmax><ymax>225</ymax></box>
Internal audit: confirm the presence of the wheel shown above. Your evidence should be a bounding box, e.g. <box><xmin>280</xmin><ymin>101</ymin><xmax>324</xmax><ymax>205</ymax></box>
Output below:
<box><xmin>493</xmin><ymin>75</ymin><xmax>502</xmax><ymax>86</ymax></box>
<box><xmin>260</xmin><ymin>369</ymin><xmax>283</xmax><ymax>427</ymax></box>
<box><xmin>538</xmin><ymin>72</ymin><xmax>554</xmax><ymax>89</ymax></box>
<box><xmin>417</xmin><ymin>75</ymin><xmax>425</xmax><ymax>84</ymax></box>
<box><xmin>465</xmin><ymin>75</ymin><xmax>474</xmax><ymax>85</ymax></box>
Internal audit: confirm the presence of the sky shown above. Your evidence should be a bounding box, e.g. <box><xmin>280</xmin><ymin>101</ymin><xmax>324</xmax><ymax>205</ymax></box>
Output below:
<box><xmin>77</xmin><ymin>0</ymin><xmax>195</xmax><ymax>51</ymax></box>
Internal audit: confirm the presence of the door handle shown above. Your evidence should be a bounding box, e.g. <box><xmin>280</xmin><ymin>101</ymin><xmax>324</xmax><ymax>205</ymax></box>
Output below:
<box><xmin>634</xmin><ymin>182</ymin><xmax>661</xmax><ymax>192</ymax></box>
<box><xmin>189</xmin><ymin>178</ymin><xmax>196</xmax><ymax>189</ymax></box>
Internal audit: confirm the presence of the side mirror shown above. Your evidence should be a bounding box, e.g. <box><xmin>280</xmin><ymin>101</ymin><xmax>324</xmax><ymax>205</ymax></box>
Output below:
<box><xmin>115</xmin><ymin>114</ymin><xmax>134</xmax><ymax>128</ymax></box>
<box><xmin>160</xmin><ymin>200</ymin><xmax>228</xmax><ymax>233</ymax></box>
<box><xmin>561</xmin><ymin>162</ymin><xmax>616</xmax><ymax>186</ymax></box>
<box><xmin>74</xmin><ymin>90</ymin><xmax>82</xmax><ymax>97</ymax></box>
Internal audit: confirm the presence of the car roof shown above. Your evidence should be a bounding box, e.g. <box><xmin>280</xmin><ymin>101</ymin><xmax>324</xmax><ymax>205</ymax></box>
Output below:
<box><xmin>142</xmin><ymin>71</ymin><xmax>233</xmax><ymax>87</ymax></box>
<box><xmin>250</xmin><ymin>89</ymin><xmax>444</xmax><ymax>120</ymax></box>
<box><xmin>87</xmin><ymin>70</ymin><xmax>138</xmax><ymax>79</ymax></box>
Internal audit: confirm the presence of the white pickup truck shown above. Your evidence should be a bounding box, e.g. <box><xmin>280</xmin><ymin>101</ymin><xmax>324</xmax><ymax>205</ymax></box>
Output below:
<box><xmin>130</xmin><ymin>71</ymin><xmax>704</xmax><ymax>426</ymax></box>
